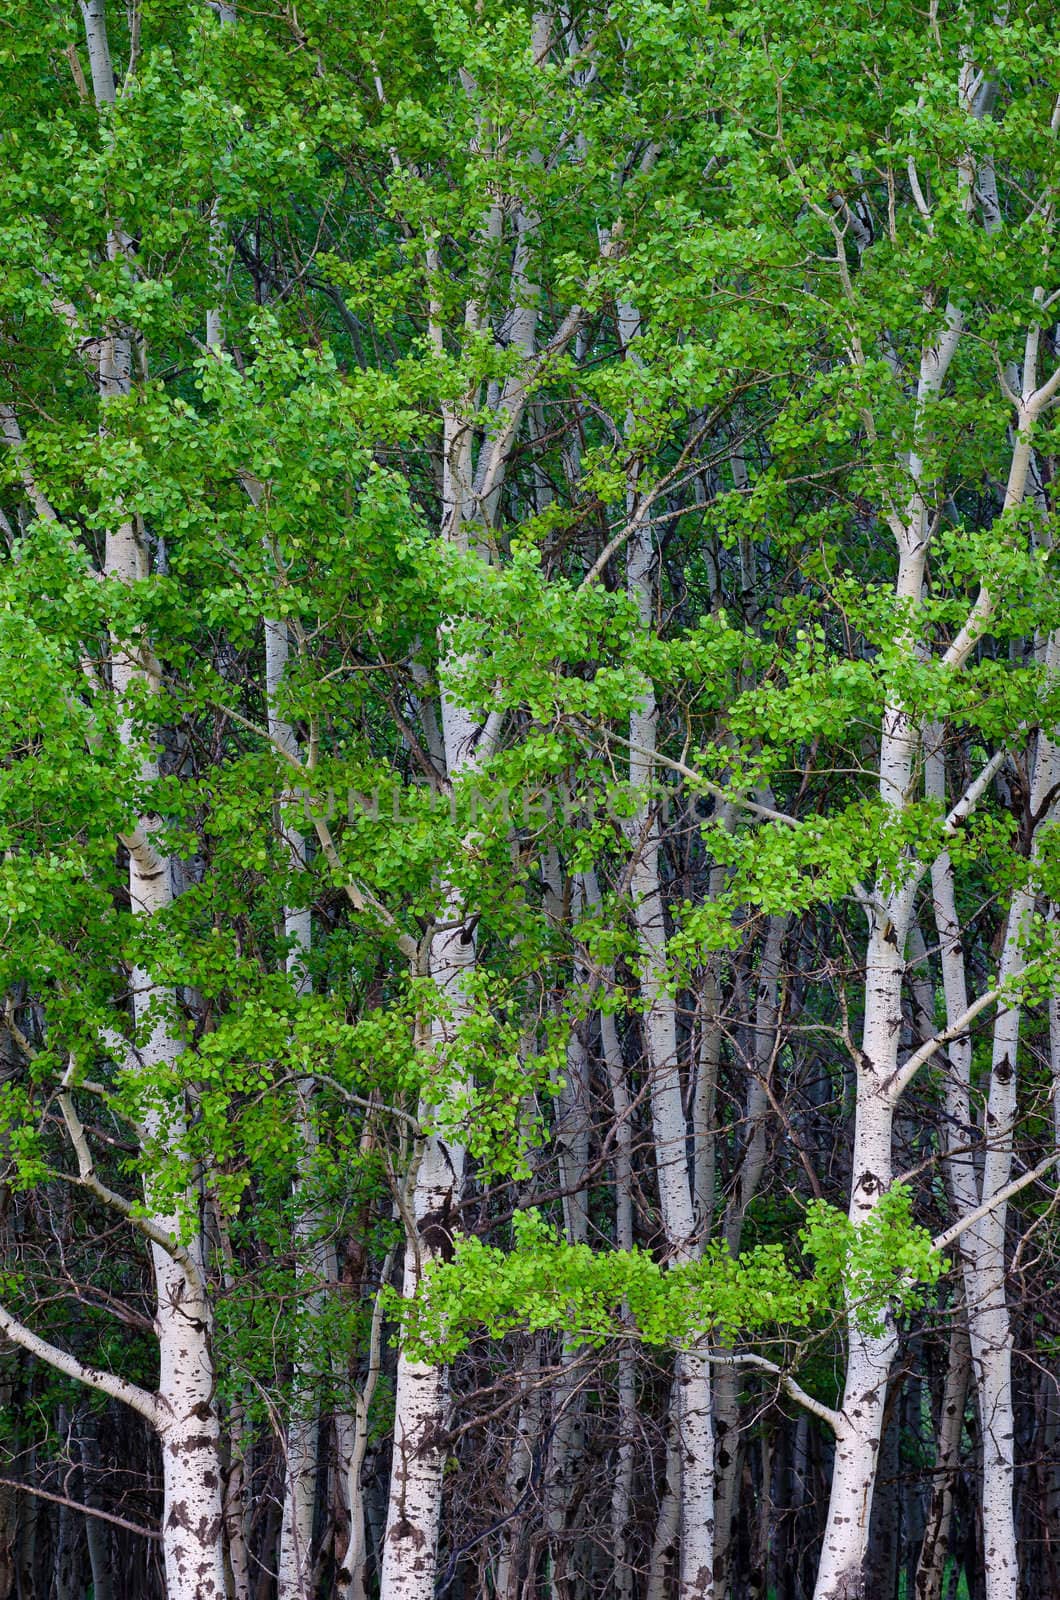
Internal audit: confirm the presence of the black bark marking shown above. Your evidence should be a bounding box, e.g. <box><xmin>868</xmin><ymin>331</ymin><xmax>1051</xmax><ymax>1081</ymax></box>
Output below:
<box><xmin>829</xmin><ymin>1560</ymin><xmax>866</xmax><ymax>1599</ymax></box>
<box><xmin>388</xmin><ymin>1515</ymin><xmax>426</xmax><ymax>1549</ymax></box>
<box><xmin>177</xmin><ymin>1434</ymin><xmax>216</xmax><ymax>1454</ymax></box>
<box><xmin>418</xmin><ymin>1199</ymin><xmax>456</xmax><ymax>1260</ymax></box>
<box><xmin>167</xmin><ymin>1499</ymin><xmax>190</xmax><ymax>1530</ymax></box>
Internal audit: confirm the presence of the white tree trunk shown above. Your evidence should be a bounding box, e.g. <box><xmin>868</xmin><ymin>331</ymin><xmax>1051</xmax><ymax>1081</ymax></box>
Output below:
<box><xmin>914</xmin><ymin>1315</ymin><xmax>969</xmax><ymax>1600</ymax></box>
<box><xmin>493</xmin><ymin>1346</ymin><xmax>541</xmax><ymax>1600</ymax></box>
<box><xmin>379</xmin><ymin>883</ymin><xmax>475</xmax><ymax>1600</ymax></box>
<box><xmin>70</xmin><ymin>8</ymin><xmax>230</xmax><ymax>1594</ymax></box>
<box><xmin>622</xmin><ymin>307</ymin><xmax>714</xmax><ymax>1596</ymax></box>
<box><xmin>105</xmin><ymin>376</ymin><xmax>228</xmax><ymax>1600</ymax></box>
<box><xmin>927</xmin><ymin>626</ymin><xmax>1060</xmax><ymax>1600</ymax></box>
<box><xmin>811</xmin><ymin>1051</ymin><xmax>901</xmax><ymax>1600</ymax></box>
<box><xmin>264</xmin><ymin>615</ymin><xmax>325</xmax><ymax>1600</ymax></box>
<box><xmin>811</xmin><ymin>628</ymin><xmax>918</xmax><ymax>1600</ymax></box>
<box><xmin>380</xmin><ymin>58</ymin><xmax>557</xmax><ymax>1579</ymax></box>
<box><xmin>602</xmin><ymin>999</ymin><xmax>637</xmax><ymax>1600</ymax></box>
<box><xmin>646</xmin><ymin>1402</ymin><xmax>681</xmax><ymax>1600</ymax></box>
<box><xmin>714</xmin><ymin>914</ymin><xmax>787</xmax><ymax>1590</ymax></box>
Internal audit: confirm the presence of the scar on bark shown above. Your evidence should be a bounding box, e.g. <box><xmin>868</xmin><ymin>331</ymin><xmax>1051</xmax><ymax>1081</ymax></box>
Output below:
<box><xmin>416</xmin><ymin>1418</ymin><xmax>448</xmax><ymax>1457</ymax></box>
<box><xmin>388</xmin><ymin>1515</ymin><xmax>427</xmax><ymax>1549</ymax></box>
<box><xmin>830</xmin><ymin>1562</ymin><xmax>866</xmax><ymax>1600</ymax></box>
<box><xmin>167</xmin><ymin>1499</ymin><xmax>190</xmax><ymax>1529</ymax></box>
<box><xmin>170</xmin><ymin>1433</ymin><xmax>215</xmax><ymax>1454</ymax></box>
<box><xmin>419</xmin><ymin>1199</ymin><xmax>456</xmax><ymax>1261</ymax></box>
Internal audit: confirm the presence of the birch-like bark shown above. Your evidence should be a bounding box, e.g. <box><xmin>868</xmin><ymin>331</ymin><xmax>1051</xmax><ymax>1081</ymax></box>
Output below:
<box><xmin>210</xmin><ymin>1201</ymin><xmax>252</xmax><ymax>1600</ymax></box>
<box><xmin>380</xmin><ymin>40</ymin><xmax>569</xmax><ymax>1586</ymax></box>
<box><xmin>914</xmin><ymin>1315</ymin><xmax>970</xmax><ymax>1600</ymax></box>
<box><xmin>811</xmin><ymin>257</ymin><xmax>954</xmax><ymax>1598</ymax></box>
<box><xmin>379</xmin><ymin>496</ymin><xmax>499</xmax><ymax>1600</ymax></box>
<box><xmin>714</xmin><ymin>914</ymin><xmax>787</xmax><ymax>1594</ymax></box>
<box><xmin>378</xmin><ymin>876</ymin><xmax>477</xmax><ymax>1600</ymax></box>
<box><xmin>80</xmin><ymin>9</ymin><xmax>227</xmax><ymax>1595</ymax></box>
<box><xmin>646</xmin><ymin>1408</ymin><xmax>681</xmax><ymax>1600</ymax></box>
<box><xmin>812</xmin><ymin>98</ymin><xmax>1058</xmax><ymax>1577</ymax></box>
<box><xmin>926</xmin><ymin>650</ymin><xmax>1060</xmax><ymax>1600</ymax></box>
<box><xmin>262</xmin><ymin>613</ymin><xmax>327</xmax><ymax>1600</ymax></box>
<box><xmin>619</xmin><ymin>296</ymin><xmax>714</xmax><ymax>1600</ymax></box>
<box><xmin>338</xmin><ymin>1252</ymin><xmax>394</xmax><ymax>1600</ymax></box>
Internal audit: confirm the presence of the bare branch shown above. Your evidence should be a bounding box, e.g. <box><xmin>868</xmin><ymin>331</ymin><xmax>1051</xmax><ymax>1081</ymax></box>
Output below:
<box><xmin>933</xmin><ymin>1153</ymin><xmax>1060</xmax><ymax>1255</ymax></box>
<box><xmin>0</xmin><ymin>1304</ymin><xmax>159</xmax><ymax>1426</ymax></box>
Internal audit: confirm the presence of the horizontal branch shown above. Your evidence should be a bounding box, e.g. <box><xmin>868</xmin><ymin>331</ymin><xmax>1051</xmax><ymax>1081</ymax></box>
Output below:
<box><xmin>0</xmin><ymin>1476</ymin><xmax>161</xmax><ymax>1541</ymax></box>
<box><xmin>0</xmin><ymin>1304</ymin><xmax>159</xmax><ymax>1426</ymax></box>
<box><xmin>580</xmin><ymin>725</ymin><xmax>799</xmax><ymax>828</ymax></box>
<box><xmin>933</xmin><ymin>1152</ymin><xmax>1060</xmax><ymax>1255</ymax></box>
<box><xmin>267</xmin><ymin>1071</ymin><xmax>421</xmax><ymax>1130</ymax></box>
<box><xmin>712</xmin><ymin>1351</ymin><xmax>841</xmax><ymax>1433</ymax></box>
<box><xmin>942</xmin><ymin>745</ymin><xmax>1010</xmax><ymax>836</ymax></box>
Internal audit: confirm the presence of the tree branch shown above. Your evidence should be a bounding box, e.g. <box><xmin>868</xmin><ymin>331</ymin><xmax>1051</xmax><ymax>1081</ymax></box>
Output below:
<box><xmin>0</xmin><ymin>1305</ymin><xmax>159</xmax><ymax>1426</ymax></box>
<box><xmin>887</xmin><ymin>984</ymin><xmax>1004</xmax><ymax>1100</ymax></box>
<box><xmin>0</xmin><ymin>1476</ymin><xmax>161</xmax><ymax>1541</ymax></box>
<box><xmin>711</xmin><ymin>1351</ymin><xmax>841</xmax><ymax>1433</ymax></box>
<box><xmin>933</xmin><ymin>1153</ymin><xmax>1060</xmax><ymax>1255</ymax></box>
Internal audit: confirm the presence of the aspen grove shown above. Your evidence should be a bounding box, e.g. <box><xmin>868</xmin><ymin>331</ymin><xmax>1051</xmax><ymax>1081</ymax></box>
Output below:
<box><xmin>3</xmin><ymin>2</ymin><xmax>1060</xmax><ymax>1598</ymax></box>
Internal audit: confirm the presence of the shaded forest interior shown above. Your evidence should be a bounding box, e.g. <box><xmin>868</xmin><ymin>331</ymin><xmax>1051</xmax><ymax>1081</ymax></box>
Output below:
<box><xmin>2</xmin><ymin>2</ymin><xmax>1060</xmax><ymax>1599</ymax></box>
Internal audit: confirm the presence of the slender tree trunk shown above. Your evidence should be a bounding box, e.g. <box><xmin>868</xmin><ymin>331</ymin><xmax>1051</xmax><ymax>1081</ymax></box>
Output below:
<box><xmin>494</xmin><ymin>1348</ymin><xmax>541</xmax><ymax>1600</ymax></box>
<box><xmin>265</xmin><ymin>615</ymin><xmax>324</xmax><ymax>1600</ymax></box>
<box><xmin>812</xmin><ymin>737</ymin><xmax>917</xmax><ymax>1599</ymax></box>
<box><xmin>715</xmin><ymin>915</ymin><xmax>787</xmax><ymax>1594</ymax></box>
<box><xmin>380</xmin><ymin>51</ymin><xmax>563</xmax><ymax>1580</ymax></box>
<box><xmin>599</xmin><ymin>979</ymin><xmax>637</xmax><ymax>1600</ymax></box>
<box><xmin>647</xmin><ymin>1407</ymin><xmax>681</xmax><ymax>1600</ymax></box>
<box><xmin>339</xmin><ymin>1252</ymin><xmax>395</xmax><ymax>1600</ymax></box>
<box><xmin>542</xmin><ymin>863</ymin><xmax>591</xmax><ymax>1600</ymax></box>
<box><xmin>619</xmin><ymin>295</ymin><xmax>715</xmax><ymax>1600</ymax></box>
<box><xmin>808</xmin><ymin>184</ymin><xmax>1040</xmax><ymax>1587</ymax></box>
<box><xmin>927</xmin><ymin>636</ymin><xmax>1060</xmax><ymax>1600</ymax></box>
<box><xmin>379</xmin><ymin>884</ymin><xmax>475</xmax><ymax>1600</ymax></box>
<box><xmin>52</xmin><ymin>1410</ymin><xmax>82</xmax><ymax>1600</ymax></box>
<box><xmin>915</xmin><ymin>1317</ymin><xmax>970</xmax><ymax>1600</ymax></box>
<box><xmin>72</xmin><ymin>8</ymin><xmax>231</xmax><ymax>1595</ymax></box>
<box><xmin>14</xmin><ymin>1448</ymin><xmax>38</xmax><ymax>1600</ymax></box>
<box><xmin>866</xmin><ymin>1396</ymin><xmax>899</xmax><ymax>1600</ymax></box>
